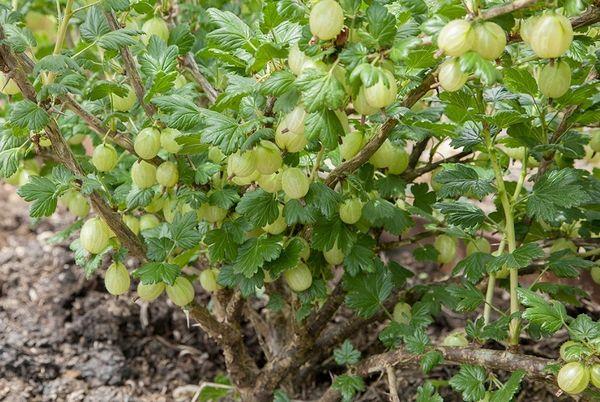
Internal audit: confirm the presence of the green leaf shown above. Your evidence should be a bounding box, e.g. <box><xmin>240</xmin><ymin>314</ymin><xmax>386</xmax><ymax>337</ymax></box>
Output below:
<box><xmin>97</xmin><ymin>28</ymin><xmax>137</xmax><ymax>50</ymax></box>
<box><xmin>200</xmin><ymin>110</ymin><xmax>250</xmax><ymax>155</ymax></box>
<box><xmin>152</xmin><ymin>95</ymin><xmax>203</xmax><ymax>131</ymax></box>
<box><xmin>548</xmin><ymin>251</ymin><xmax>593</xmax><ymax>278</ymax></box>
<box><xmin>17</xmin><ymin>175</ymin><xmax>60</xmax><ymax>217</ymax></box>
<box><xmin>218</xmin><ymin>264</ymin><xmax>264</xmax><ymax>297</ymax></box>
<box><xmin>170</xmin><ymin>212</ymin><xmax>201</xmax><ymax>249</ymax></box>
<box><xmin>0</xmin><ymin>133</ymin><xmax>25</xmax><ymax>178</ymax></box>
<box><xmin>526</xmin><ymin>169</ymin><xmax>590</xmax><ymax>221</ymax></box>
<box><xmin>235</xmin><ymin>189</ymin><xmax>279</xmax><ymax>228</ymax></box>
<box><xmin>420</xmin><ymin>350</ymin><xmax>443</xmax><ymax>374</ymax></box>
<box><xmin>305</xmin><ymin>182</ymin><xmax>342</xmax><ymax>218</ymax></box>
<box><xmin>234</xmin><ymin>235</ymin><xmax>283</xmax><ymax>277</ymax></box>
<box><xmin>490</xmin><ymin>370</ymin><xmax>525</xmax><ymax>402</ymax></box>
<box><xmin>251</xmin><ymin>42</ymin><xmax>287</xmax><ymax>72</ymax></box>
<box><xmin>34</xmin><ymin>55</ymin><xmax>81</xmax><ymax>75</ymax></box>
<box><xmin>283</xmin><ymin>199</ymin><xmax>317</xmax><ymax>225</ymax></box>
<box><xmin>133</xmin><ymin>262</ymin><xmax>181</xmax><ymax>285</ymax></box>
<box><xmin>344</xmin><ymin>268</ymin><xmax>393</xmax><ymax>318</ymax></box>
<box><xmin>333</xmin><ymin>340</ymin><xmax>361</xmax><ymax>366</ymax></box>
<box><xmin>502</xmin><ymin>68</ymin><xmax>537</xmax><ymax>95</ymax></box>
<box><xmin>452</xmin><ymin>252</ymin><xmax>494</xmax><ymax>284</ymax></box>
<box><xmin>436</xmin><ymin>164</ymin><xmax>494</xmax><ymax>199</ymax></box>
<box><xmin>365</xmin><ymin>3</ymin><xmax>396</xmax><ymax>47</ymax></box>
<box><xmin>145</xmin><ymin>237</ymin><xmax>174</xmax><ymax>262</ymax></box>
<box><xmin>362</xmin><ymin>198</ymin><xmax>412</xmax><ymax>235</ymax></box>
<box><xmin>451</xmin><ymin>121</ymin><xmax>483</xmax><ymax>151</ymax></box>
<box><xmin>261</xmin><ymin>70</ymin><xmax>297</xmax><ymax>96</ymax></box>
<box><xmin>435</xmin><ymin>201</ymin><xmax>486</xmax><ymax>228</ymax></box>
<box><xmin>9</xmin><ymin>100</ymin><xmax>49</xmax><ymax>131</ymax></box>
<box><xmin>296</xmin><ymin>68</ymin><xmax>346</xmax><ymax>113</ymax></box>
<box><xmin>208</xmin><ymin>187</ymin><xmax>239</xmax><ymax>209</ymax></box>
<box><xmin>568</xmin><ymin>314</ymin><xmax>600</xmax><ymax>342</ymax></box>
<box><xmin>489</xmin><ymin>243</ymin><xmax>543</xmax><ymax>272</ymax></box>
<box><xmin>126</xmin><ymin>186</ymin><xmax>154</xmax><ymax>209</ymax></box>
<box><xmin>264</xmin><ymin>237</ymin><xmax>304</xmax><ymax>277</ymax></box>
<box><xmin>70</xmin><ymin>238</ymin><xmax>111</xmax><ymax>277</ymax></box>
<box><xmin>449</xmin><ymin>365</ymin><xmax>487</xmax><ymax>402</ymax></box>
<box><xmin>80</xmin><ymin>7</ymin><xmax>110</xmax><ymax>41</ymax></box>
<box><xmin>332</xmin><ymin>375</ymin><xmax>365</xmax><ymax>402</ymax></box>
<box><xmin>305</xmin><ymin>110</ymin><xmax>344</xmax><ymax>150</ymax></box>
<box><xmin>140</xmin><ymin>35</ymin><xmax>178</xmax><ymax>77</ymax></box>
<box><xmin>416</xmin><ymin>382</ymin><xmax>443</xmax><ymax>402</ymax></box>
<box><xmin>2</xmin><ymin>24</ymin><xmax>37</xmax><ymax>53</ymax></box>
<box><xmin>447</xmin><ymin>283</ymin><xmax>485</xmax><ymax>312</ymax></box>
<box><xmin>312</xmin><ymin>217</ymin><xmax>356</xmax><ymax>253</ymax></box>
<box><xmin>518</xmin><ymin>288</ymin><xmax>568</xmax><ymax>335</ymax></box>
<box><xmin>344</xmin><ymin>235</ymin><xmax>377</xmax><ymax>276</ymax></box>
<box><xmin>168</xmin><ymin>24</ymin><xmax>195</xmax><ymax>54</ymax></box>
<box><xmin>204</xmin><ymin>220</ymin><xmax>247</xmax><ymax>262</ymax></box>
<box><xmin>206</xmin><ymin>8</ymin><xmax>254</xmax><ymax>52</ymax></box>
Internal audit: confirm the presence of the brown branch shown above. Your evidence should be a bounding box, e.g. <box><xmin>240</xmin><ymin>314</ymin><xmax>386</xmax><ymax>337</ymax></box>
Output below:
<box><xmin>0</xmin><ymin>29</ymin><xmax>146</xmax><ymax>259</ymax></box>
<box><xmin>190</xmin><ymin>303</ymin><xmax>259</xmax><ymax>390</ymax></box>
<box><xmin>319</xmin><ymin>347</ymin><xmax>555</xmax><ymax>402</ymax></box>
<box><xmin>104</xmin><ymin>11</ymin><xmax>157</xmax><ymax>117</ymax></box>
<box><xmin>401</xmin><ymin>150</ymin><xmax>472</xmax><ymax>182</ymax></box>
<box><xmin>478</xmin><ymin>0</ymin><xmax>539</xmax><ymax>20</ymax></box>
<box><xmin>182</xmin><ymin>53</ymin><xmax>218</xmax><ymax>104</ymax></box>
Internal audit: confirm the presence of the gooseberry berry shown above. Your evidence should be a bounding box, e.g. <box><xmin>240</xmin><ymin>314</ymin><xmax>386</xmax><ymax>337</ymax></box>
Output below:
<box><xmin>438</xmin><ymin>58</ymin><xmax>468</xmax><ymax>92</ymax></box>
<box><xmin>529</xmin><ymin>13</ymin><xmax>573</xmax><ymax>58</ymax></box>
<box><xmin>131</xmin><ymin>160</ymin><xmax>157</xmax><ymax>189</ymax></box>
<box><xmin>142</xmin><ymin>17</ymin><xmax>169</xmax><ymax>45</ymax></box>
<box><xmin>557</xmin><ymin>362</ymin><xmax>590</xmax><ymax>395</ymax></box>
<box><xmin>472</xmin><ymin>22</ymin><xmax>506</xmax><ymax>60</ymax></box>
<box><xmin>160</xmin><ymin>128</ymin><xmax>182</xmax><ymax>154</ymax></box>
<box><xmin>339</xmin><ymin>198</ymin><xmax>363</xmax><ymax>224</ymax></box>
<box><xmin>281</xmin><ymin>167</ymin><xmax>310</xmax><ymax>199</ymax></box>
<box><xmin>254</xmin><ymin>141</ymin><xmax>283</xmax><ymax>175</ymax></box>
<box><xmin>104</xmin><ymin>262</ymin><xmax>130</xmax><ymax>296</ymax></box>
<box><xmin>437</xmin><ymin>20</ymin><xmax>474</xmax><ymax>57</ymax></box>
<box><xmin>156</xmin><ymin>161</ymin><xmax>179</xmax><ymax>188</ymax></box>
<box><xmin>537</xmin><ymin>60</ymin><xmax>571</xmax><ymax>99</ymax></box>
<box><xmin>166</xmin><ymin>276</ymin><xmax>195</xmax><ymax>307</ymax></box>
<box><xmin>134</xmin><ymin>127</ymin><xmax>161</xmax><ymax>160</ymax></box>
<box><xmin>284</xmin><ymin>263</ymin><xmax>313</xmax><ymax>292</ymax></box>
<box><xmin>393</xmin><ymin>302</ymin><xmax>412</xmax><ymax>324</ymax></box>
<box><xmin>137</xmin><ymin>282</ymin><xmax>165</xmax><ymax>302</ymax></box>
<box><xmin>364</xmin><ymin>69</ymin><xmax>397</xmax><ymax>109</ymax></box>
<box><xmin>80</xmin><ymin>217</ymin><xmax>110</xmax><ymax>254</ymax></box>
<box><xmin>199</xmin><ymin>268</ymin><xmax>222</xmax><ymax>292</ymax></box>
<box><xmin>309</xmin><ymin>0</ymin><xmax>345</xmax><ymax>41</ymax></box>
<box><xmin>92</xmin><ymin>143</ymin><xmax>118</xmax><ymax>172</ymax></box>
<box><xmin>434</xmin><ymin>234</ymin><xmax>457</xmax><ymax>264</ymax></box>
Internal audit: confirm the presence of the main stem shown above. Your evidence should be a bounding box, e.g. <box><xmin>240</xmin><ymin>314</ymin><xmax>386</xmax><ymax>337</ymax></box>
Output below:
<box><xmin>487</xmin><ymin>137</ymin><xmax>520</xmax><ymax>346</ymax></box>
<box><xmin>46</xmin><ymin>0</ymin><xmax>74</xmax><ymax>84</ymax></box>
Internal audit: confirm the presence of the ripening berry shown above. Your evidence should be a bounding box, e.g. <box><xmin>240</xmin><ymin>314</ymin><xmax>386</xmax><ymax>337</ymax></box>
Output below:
<box><xmin>323</xmin><ymin>242</ymin><xmax>344</xmax><ymax>265</ymax></box>
<box><xmin>131</xmin><ymin>160</ymin><xmax>157</xmax><ymax>189</ymax></box>
<box><xmin>369</xmin><ymin>139</ymin><xmax>396</xmax><ymax>168</ymax></box>
<box><xmin>80</xmin><ymin>217</ymin><xmax>110</xmax><ymax>254</ymax></box>
<box><xmin>438</xmin><ymin>58</ymin><xmax>468</xmax><ymax>92</ymax></box>
<box><xmin>520</xmin><ymin>16</ymin><xmax>539</xmax><ymax>44</ymax></box>
<box><xmin>156</xmin><ymin>161</ymin><xmax>179</xmax><ymax>187</ymax></box>
<box><xmin>198</xmin><ymin>203</ymin><xmax>228</xmax><ymax>223</ymax></box>
<box><xmin>199</xmin><ymin>268</ymin><xmax>222</xmax><ymax>292</ymax></box>
<box><xmin>309</xmin><ymin>0</ymin><xmax>345</xmax><ymax>41</ymax></box>
<box><xmin>0</xmin><ymin>72</ymin><xmax>20</xmax><ymax>95</ymax></box>
<box><xmin>166</xmin><ymin>276</ymin><xmax>195</xmax><ymax>307</ymax></box>
<box><xmin>123</xmin><ymin>215</ymin><xmax>140</xmax><ymax>235</ymax></box>
<box><xmin>354</xmin><ymin>86</ymin><xmax>379</xmax><ymax>116</ymax></box>
<box><xmin>139</xmin><ymin>214</ymin><xmax>160</xmax><ymax>231</ymax></box>
<box><xmin>387</xmin><ymin>147</ymin><xmax>409</xmax><ymax>175</ymax></box>
<box><xmin>340</xmin><ymin>131</ymin><xmax>365</xmax><ymax>161</ymax></box>
<box><xmin>529</xmin><ymin>13</ymin><xmax>573</xmax><ymax>58</ymax></box>
<box><xmin>466</xmin><ymin>238</ymin><xmax>491</xmax><ymax>256</ymax></box>
<box><xmin>284</xmin><ymin>263</ymin><xmax>313</xmax><ymax>292</ymax></box>
<box><xmin>364</xmin><ymin>69</ymin><xmax>397</xmax><ymax>109</ymax></box>
<box><xmin>137</xmin><ymin>281</ymin><xmax>165</xmax><ymax>302</ymax></box>
<box><xmin>288</xmin><ymin>43</ymin><xmax>310</xmax><ymax>76</ymax></box>
<box><xmin>557</xmin><ymin>362</ymin><xmax>590</xmax><ymax>395</ymax></box>
<box><xmin>92</xmin><ymin>143</ymin><xmax>118</xmax><ymax>172</ymax></box>
<box><xmin>589</xmin><ymin>132</ymin><xmax>600</xmax><ymax>153</ymax></box>
<box><xmin>434</xmin><ymin>234</ymin><xmax>457</xmax><ymax>264</ymax></box>
<box><xmin>142</xmin><ymin>17</ymin><xmax>169</xmax><ymax>45</ymax></box>
<box><xmin>145</xmin><ymin>194</ymin><xmax>166</xmax><ymax>213</ymax></box>
<box><xmin>254</xmin><ymin>140</ymin><xmax>283</xmax><ymax>175</ymax></box>
<box><xmin>67</xmin><ymin>192</ymin><xmax>90</xmax><ymax>218</ymax></box>
<box><xmin>592</xmin><ymin>266</ymin><xmax>600</xmax><ymax>285</ymax></box>
<box><xmin>275</xmin><ymin>106</ymin><xmax>308</xmax><ymax>153</ymax></box>
<box><xmin>111</xmin><ymin>87</ymin><xmax>136</xmax><ymax>112</ymax></box>
<box><xmin>160</xmin><ymin>128</ymin><xmax>182</xmax><ymax>154</ymax></box>
<box><xmin>437</xmin><ymin>20</ymin><xmax>474</xmax><ymax>57</ymax></box>
<box><xmin>339</xmin><ymin>198</ymin><xmax>363</xmax><ymax>225</ymax></box>
<box><xmin>104</xmin><ymin>262</ymin><xmax>130</xmax><ymax>296</ymax></box>
<box><xmin>442</xmin><ymin>331</ymin><xmax>469</xmax><ymax>347</ymax></box>
<box><xmin>263</xmin><ymin>204</ymin><xmax>287</xmax><ymax>235</ymax></box>
<box><xmin>559</xmin><ymin>341</ymin><xmax>579</xmax><ymax>362</ymax></box>
<box><xmin>257</xmin><ymin>172</ymin><xmax>282</xmax><ymax>193</ymax></box>
<box><xmin>208</xmin><ymin>146</ymin><xmax>225</xmax><ymax>163</ymax></box>
<box><xmin>591</xmin><ymin>364</ymin><xmax>600</xmax><ymax>389</ymax></box>
<box><xmin>537</xmin><ymin>61</ymin><xmax>571</xmax><ymax>99</ymax></box>
<box><xmin>297</xmin><ymin>237</ymin><xmax>311</xmax><ymax>261</ymax></box>
<box><xmin>472</xmin><ymin>22</ymin><xmax>506</xmax><ymax>60</ymax></box>
<box><xmin>281</xmin><ymin>167</ymin><xmax>310</xmax><ymax>199</ymax></box>
<box><xmin>392</xmin><ymin>302</ymin><xmax>412</xmax><ymax>324</ymax></box>
<box><xmin>228</xmin><ymin>151</ymin><xmax>257</xmax><ymax>178</ymax></box>
<box><xmin>134</xmin><ymin>127</ymin><xmax>161</xmax><ymax>160</ymax></box>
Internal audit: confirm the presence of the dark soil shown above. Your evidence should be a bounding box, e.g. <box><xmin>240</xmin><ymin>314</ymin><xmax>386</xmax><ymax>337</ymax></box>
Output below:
<box><xmin>0</xmin><ymin>185</ymin><xmax>595</xmax><ymax>401</ymax></box>
<box><xmin>0</xmin><ymin>186</ymin><xmax>224</xmax><ymax>402</ymax></box>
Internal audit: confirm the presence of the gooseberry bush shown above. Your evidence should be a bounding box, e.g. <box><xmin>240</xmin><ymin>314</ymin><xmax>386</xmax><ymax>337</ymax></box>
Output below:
<box><xmin>1</xmin><ymin>0</ymin><xmax>599</xmax><ymax>400</ymax></box>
